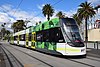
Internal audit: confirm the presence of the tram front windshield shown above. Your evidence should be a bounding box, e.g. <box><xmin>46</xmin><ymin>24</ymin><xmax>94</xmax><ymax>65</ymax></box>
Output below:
<box><xmin>62</xmin><ymin>18</ymin><xmax>84</xmax><ymax>47</ymax></box>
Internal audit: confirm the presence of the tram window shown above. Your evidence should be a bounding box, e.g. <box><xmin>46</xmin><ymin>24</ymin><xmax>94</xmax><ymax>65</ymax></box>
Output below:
<box><xmin>43</xmin><ymin>30</ymin><xmax>49</xmax><ymax>42</ymax></box>
<box><xmin>29</xmin><ymin>33</ymin><xmax>32</xmax><ymax>41</ymax></box>
<box><xmin>58</xmin><ymin>28</ymin><xmax>65</xmax><ymax>43</ymax></box>
<box><xmin>19</xmin><ymin>34</ymin><xmax>25</xmax><ymax>41</ymax></box>
<box><xmin>49</xmin><ymin>28</ymin><xmax>58</xmax><ymax>42</ymax></box>
<box><xmin>19</xmin><ymin>35</ymin><xmax>21</xmax><ymax>40</ymax></box>
<box><xmin>14</xmin><ymin>36</ymin><xmax>17</xmax><ymax>40</ymax></box>
<box><xmin>34</xmin><ymin>33</ymin><xmax>36</xmax><ymax>41</ymax></box>
<box><xmin>36</xmin><ymin>32</ymin><xmax>43</xmax><ymax>41</ymax></box>
<box><xmin>36</xmin><ymin>28</ymin><xmax>65</xmax><ymax>42</ymax></box>
<box><xmin>49</xmin><ymin>28</ymin><xmax>65</xmax><ymax>43</ymax></box>
<box><xmin>23</xmin><ymin>34</ymin><xmax>25</xmax><ymax>41</ymax></box>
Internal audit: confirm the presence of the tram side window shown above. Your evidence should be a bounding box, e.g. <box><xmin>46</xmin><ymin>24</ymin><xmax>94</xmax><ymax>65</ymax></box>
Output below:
<box><xmin>36</xmin><ymin>32</ymin><xmax>43</xmax><ymax>41</ymax></box>
<box><xmin>29</xmin><ymin>33</ymin><xmax>32</xmax><ymax>41</ymax></box>
<box><xmin>43</xmin><ymin>30</ymin><xmax>49</xmax><ymax>42</ymax></box>
<box><xmin>49</xmin><ymin>28</ymin><xmax>65</xmax><ymax>43</ymax></box>
<box><xmin>19</xmin><ymin>34</ymin><xmax>25</xmax><ymax>41</ymax></box>
<box><xmin>49</xmin><ymin>28</ymin><xmax>58</xmax><ymax>42</ymax></box>
<box><xmin>23</xmin><ymin>34</ymin><xmax>25</xmax><ymax>41</ymax></box>
<box><xmin>14</xmin><ymin>36</ymin><xmax>18</xmax><ymax>40</ymax></box>
<box><xmin>58</xmin><ymin>28</ymin><xmax>65</xmax><ymax>43</ymax></box>
<box><xmin>36</xmin><ymin>28</ymin><xmax>65</xmax><ymax>42</ymax></box>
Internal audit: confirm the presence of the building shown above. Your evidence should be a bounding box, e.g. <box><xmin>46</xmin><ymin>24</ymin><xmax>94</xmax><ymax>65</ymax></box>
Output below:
<box><xmin>88</xmin><ymin>20</ymin><xmax>100</xmax><ymax>41</ymax></box>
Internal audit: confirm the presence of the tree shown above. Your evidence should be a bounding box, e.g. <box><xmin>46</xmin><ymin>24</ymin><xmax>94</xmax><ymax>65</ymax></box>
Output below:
<box><xmin>77</xmin><ymin>1</ymin><xmax>96</xmax><ymax>42</ymax></box>
<box><xmin>6</xmin><ymin>30</ymin><xmax>10</xmax><ymax>35</ymax></box>
<box><xmin>94</xmin><ymin>5</ymin><xmax>100</xmax><ymax>11</ymax></box>
<box><xmin>1</xmin><ymin>23</ymin><xmax>6</xmax><ymax>39</ymax></box>
<box><xmin>1</xmin><ymin>23</ymin><xmax>6</xmax><ymax>27</ymax></box>
<box><xmin>42</xmin><ymin>4</ymin><xmax>54</xmax><ymax>21</ymax></box>
<box><xmin>1</xmin><ymin>28</ymin><xmax>6</xmax><ymax>37</ymax></box>
<box><xmin>11</xmin><ymin>20</ymin><xmax>25</xmax><ymax>32</ymax></box>
<box><xmin>56</xmin><ymin>11</ymin><xmax>65</xmax><ymax>18</ymax></box>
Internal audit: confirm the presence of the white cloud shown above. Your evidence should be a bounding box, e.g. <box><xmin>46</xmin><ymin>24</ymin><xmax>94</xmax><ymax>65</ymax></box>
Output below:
<box><xmin>0</xmin><ymin>12</ymin><xmax>9</xmax><ymax>23</ymax></box>
<box><xmin>0</xmin><ymin>4</ymin><xmax>12</xmax><ymax>12</ymax></box>
<box><xmin>51</xmin><ymin>9</ymin><xmax>76</xmax><ymax>19</ymax></box>
<box><xmin>88</xmin><ymin>0</ymin><xmax>100</xmax><ymax>5</ymax></box>
<box><xmin>37</xmin><ymin>4</ymin><xmax>45</xmax><ymax>10</ymax></box>
<box><xmin>0</xmin><ymin>4</ymin><xmax>45</xmax><ymax>31</ymax></box>
<box><xmin>0</xmin><ymin>4</ymin><xmax>77</xmax><ymax>32</ymax></box>
<box><xmin>64</xmin><ymin>10</ymin><xmax>77</xmax><ymax>18</ymax></box>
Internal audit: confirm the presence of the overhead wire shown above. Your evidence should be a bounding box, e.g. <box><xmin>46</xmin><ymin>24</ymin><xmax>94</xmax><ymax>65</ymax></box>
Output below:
<box><xmin>13</xmin><ymin>0</ymin><xmax>24</xmax><ymax>16</ymax></box>
<box><xmin>29</xmin><ymin>0</ymin><xmax>63</xmax><ymax>21</ymax></box>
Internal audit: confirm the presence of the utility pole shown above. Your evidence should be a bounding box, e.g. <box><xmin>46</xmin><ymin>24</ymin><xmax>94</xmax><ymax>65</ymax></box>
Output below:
<box><xmin>25</xmin><ymin>18</ymin><xmax>30</xmax><ymax>29</ymax></box>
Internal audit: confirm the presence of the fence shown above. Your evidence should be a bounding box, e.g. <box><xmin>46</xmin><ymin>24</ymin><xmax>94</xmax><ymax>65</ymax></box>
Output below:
<box><xmin>86</xmin><ymin>41</ymin><xmax>100</xmax><ymax>49</ymax></box>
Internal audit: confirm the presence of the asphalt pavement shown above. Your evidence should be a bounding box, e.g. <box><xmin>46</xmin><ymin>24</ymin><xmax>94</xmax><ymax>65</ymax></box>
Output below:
<box><xmin>0</xmin><ymin>45</ymin><xmax>6</xmax><ymax>67</ymax></box>
<box><xmin>0</xmin><ymin>42</ymin><xmax>100</xmax><ymax>67</ymax></box>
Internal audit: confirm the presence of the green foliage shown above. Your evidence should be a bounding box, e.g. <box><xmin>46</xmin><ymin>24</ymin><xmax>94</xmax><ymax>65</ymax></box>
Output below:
<box><xmin>73</xmin><ymin>13</ymin><xmax>82</xmax><ymax>26</ymax></box>
<box><xmin>77</xmin><ymin>1</ymin><xmax>96</xmax><ymax>20</ymax></box>
<box><xmin>1</xmin><ymin>28</ymin><xmax>6</xmax><ymax>37</ymax></box>
<box><xmin>56</xmin><ymin>11</ymin><xmax>65</xmax><ymax>18</ymax></box>
<box><xmin>77</xmin><ymin>1</ymin><xmax>96</xmax><ymax>41</ymax></box>
<box><xmin>1</xmin><ymin>23</ymin><xmax>6</xmax><ymax>27</ymax></box>
<box><xmin>11</xmin><ymin>20</ymin><xmax>25</xmax><ymax>32</ymax></box>
<box><xmin>42</xmin><ymin>4</ymin><xmax>54</xmax><ymax>21</ymax></box>
<box><xmin>94</xmin><ymin>5</ymin><xmax>100</xmax><ymax>11</ymax></box>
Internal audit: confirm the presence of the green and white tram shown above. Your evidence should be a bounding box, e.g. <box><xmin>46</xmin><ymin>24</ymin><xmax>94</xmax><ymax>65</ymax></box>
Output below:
<box><xmin>10</xmin><ymin>18</ymin><xmax>86</xmax><ymax>56</ymax></box>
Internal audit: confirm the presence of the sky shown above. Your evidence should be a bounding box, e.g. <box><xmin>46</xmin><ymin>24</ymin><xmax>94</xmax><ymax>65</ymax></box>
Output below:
<box><xmin>0</xmin><ymin>0</ymin><xmax>100</xmax><ymax>31</ymax></box>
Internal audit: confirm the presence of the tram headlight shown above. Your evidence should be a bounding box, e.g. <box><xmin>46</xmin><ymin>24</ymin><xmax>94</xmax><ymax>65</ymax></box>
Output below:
<box><xmin>81</xmin><ymin>49</ymin><xmax>85</xmax><ymax>52</ymax></box>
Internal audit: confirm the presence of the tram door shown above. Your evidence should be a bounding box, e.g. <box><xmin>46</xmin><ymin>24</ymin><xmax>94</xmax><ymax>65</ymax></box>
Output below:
<box><xmin>31</xmin><ymin>32</ymin><xmax>36</xmax><ymax>49</ymax></box>
<box><xmin>25</xmin><ymin>33</ymin><xmax>29</xmax><ymax>47</ymax></box>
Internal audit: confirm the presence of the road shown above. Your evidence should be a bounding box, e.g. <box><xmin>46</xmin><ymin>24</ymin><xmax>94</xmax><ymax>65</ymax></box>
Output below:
<box><xmin>0</xmin><ymin>42</ymin><xmax>100</xmax><ymax>67</ymax></box>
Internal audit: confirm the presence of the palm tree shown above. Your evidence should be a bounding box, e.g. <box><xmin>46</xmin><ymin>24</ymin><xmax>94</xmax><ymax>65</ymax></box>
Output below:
<box><xmin>42</xmin><ymin>4</ymin><xmax>54</xmax><ymax>21</ymax></box>
<box><xmin>56</xmin><ymin>11</ymin><xmax>65</xmax><ymax>18</ymax></box>
<box><xmin>77</xmin><ymin>1</ymin><xmax>96</xmax><ymax>42</ymax></box>
<box><xmin>73</xmin><ymin>13</ymin><xmax>82</xmax><ymax>26</ymax></box>
<box><xmin>94</xmin><ymin>5</ymin><xmax>100</xmax><ymax>12</ymax></box>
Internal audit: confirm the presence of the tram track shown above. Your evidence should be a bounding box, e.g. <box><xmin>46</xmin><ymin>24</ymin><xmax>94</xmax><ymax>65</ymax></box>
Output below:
<box><xmin>1</xmin><ymin>42</ymin><xmax>100</xmax><ymax>67</ymax></box>
<box><xmin>1</xmin><ymin>43</ymin><xmax>54</xmax><ymax>67</ymax></box>
<box><xmin>86</xmin><ymin>56</ymin><xmax>100</xmax><ymax>62</ymax></box>
<box><xmin>5</xmin><ymin>43</ymin><xmax>98</xmax><ymax>67</ymax></box>
<box><xmin>0</xmin><ymin>44</ymin><xmax>24</xmax><ymax>67</ymax></box>
<box><xmin>67</xmin><ymin>58</ymin><xmax>95</xmax><ymax>67</ymax></box>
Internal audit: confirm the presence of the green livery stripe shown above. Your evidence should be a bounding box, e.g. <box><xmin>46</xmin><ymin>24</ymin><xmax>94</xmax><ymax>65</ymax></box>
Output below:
<box><xmin>41</xmin><ymin>42</ymin><xmax>44</xmax><ymax>48</ymax></box>
<box><xmin>48</xmin><ymin>43</ymin><xmax>54</xmax><ymax>50</ymax></box>
<box><xmin>34</xmin><ymin>18</ymin><xmax>59</xmax><ymax>31</ymax></box>
<box><xmin>36</xmin><ymin>42</ymin><xmax>57</xmax><ymax>50</ymax></box>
